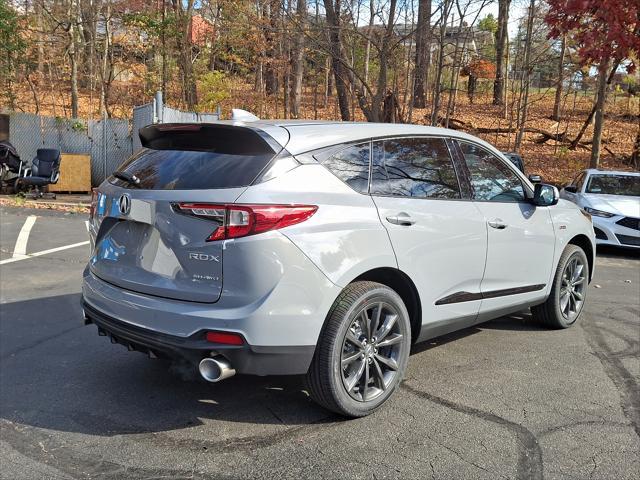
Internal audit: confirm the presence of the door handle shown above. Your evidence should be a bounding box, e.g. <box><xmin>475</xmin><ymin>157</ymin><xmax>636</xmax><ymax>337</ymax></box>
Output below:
<box><xmin>386</xmin><ymin>213</ymin><xmax>416</xmax><ymax>226</ymax></box>
<box><xmin>488</xmin><ymin>218</ymin><xmax>508</xmax><ymax>229</ymax></box>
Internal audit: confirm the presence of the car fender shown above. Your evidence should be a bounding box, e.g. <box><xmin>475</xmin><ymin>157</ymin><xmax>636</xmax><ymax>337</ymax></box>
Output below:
<box><xmin>549</xmin><ymin>199</ymin><xmax>596</xmax><ymax>282</ymax></box>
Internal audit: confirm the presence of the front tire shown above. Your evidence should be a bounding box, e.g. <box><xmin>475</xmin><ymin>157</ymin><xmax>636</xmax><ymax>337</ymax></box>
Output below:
<box><xmin>532</xmin><ymin>244</ymin><xmax>589</xmax><ymax>328</ymax></box>
<box><xmin>306</xmin><ymin>281</ymin><xmax>411</xmax><ymax>417</ymax></box>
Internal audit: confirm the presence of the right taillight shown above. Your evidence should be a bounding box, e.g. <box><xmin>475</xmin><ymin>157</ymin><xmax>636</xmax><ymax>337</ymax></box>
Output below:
<box><xmin>174</xmin><ymin>203</ymin><xmax>318</xmax><ymax>241</ymax></box>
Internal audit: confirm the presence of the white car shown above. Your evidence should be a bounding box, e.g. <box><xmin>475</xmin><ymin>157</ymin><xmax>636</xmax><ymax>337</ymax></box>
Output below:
<box><xmin>560</xmin><ymin>169</ymin><xmax>640</xmax><ymax>249</ymax></box>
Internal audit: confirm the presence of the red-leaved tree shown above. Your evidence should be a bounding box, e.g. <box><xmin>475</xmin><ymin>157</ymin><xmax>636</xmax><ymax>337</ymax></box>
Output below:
<box><xmin>545</xmin><ymin>0</ymin><xmax>640</xmax><ymax>167</ymax></box>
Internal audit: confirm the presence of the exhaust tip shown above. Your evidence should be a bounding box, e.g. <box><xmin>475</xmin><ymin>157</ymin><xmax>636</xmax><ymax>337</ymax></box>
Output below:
<box><xmin>199</xmin><ymin>356</ymin><xmax>236</xmax><ymax>383</ymax></box>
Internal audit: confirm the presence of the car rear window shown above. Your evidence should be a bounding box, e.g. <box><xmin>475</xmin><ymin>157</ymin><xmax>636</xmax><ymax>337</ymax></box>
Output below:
<box><xmin>111</xmin><ymin>124</ymin><xmax>278</xmax><ymax>190</ymax></box>
<box><xmin>112</xmin><ymin>149</ymin><xmax>274</xmax><ymax>190</ymax></box>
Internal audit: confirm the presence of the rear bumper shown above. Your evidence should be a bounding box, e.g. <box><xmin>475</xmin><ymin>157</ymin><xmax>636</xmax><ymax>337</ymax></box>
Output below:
<box><xmin>82</xmin><ymin>231</ymin><xmax>341</xmax><ymax>375</ymax></box>
<box><xmin>83</xmin><ymin>302</ymin><xmax>315</xmax><ymax>375</ymax></box>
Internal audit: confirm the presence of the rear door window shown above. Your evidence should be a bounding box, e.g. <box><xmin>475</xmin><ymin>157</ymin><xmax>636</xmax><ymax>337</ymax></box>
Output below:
<box><xmin>371</xmin><ymin>137</ymin><xmax>461</xmax><ymax>199</ymax></box>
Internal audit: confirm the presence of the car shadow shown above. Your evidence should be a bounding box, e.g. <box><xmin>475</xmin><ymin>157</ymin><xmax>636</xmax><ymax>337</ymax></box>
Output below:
<box><xmin>596</xmin><ymin>245</ymin><xmax>640</xmax><ymax>259</ymax></box>
<box><xmin>0</xmin><ymin>294</ymin><xmax>547</xmax><ymax>438</ymax></box>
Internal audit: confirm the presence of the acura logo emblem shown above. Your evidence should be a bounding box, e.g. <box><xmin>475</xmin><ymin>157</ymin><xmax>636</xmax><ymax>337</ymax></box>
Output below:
<box><xmin>118</xmin><ymin>194</ymin><xmax>131</xmax><ymax>215</ymax></box>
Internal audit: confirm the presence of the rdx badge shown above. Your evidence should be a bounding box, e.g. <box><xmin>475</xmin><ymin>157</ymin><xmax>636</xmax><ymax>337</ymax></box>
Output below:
<box><xmin>189</xmin><ymin>253</ymin><xmax>220</xmax><ymax>262</ymax></box>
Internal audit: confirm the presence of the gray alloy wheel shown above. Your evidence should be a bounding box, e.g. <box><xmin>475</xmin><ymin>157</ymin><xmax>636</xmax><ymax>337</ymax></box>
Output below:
<box><xmin>532</xmin><ymin>244</ymin><xmax>589</xmax><ymax>329</ymax></box>
<box><xmin>559</xmin><ymin>254</ymin><xmax>587</xmax><ymax>322</ymax></box>
<box><xmin>306</xmin><ymin>281</ymin><xmax>411</xmax><ymax>417</ymax></box>
<box><xmin>341</xmin><ymin>301</ymin><xmax>405</xmax><ymax>402</ymax></box>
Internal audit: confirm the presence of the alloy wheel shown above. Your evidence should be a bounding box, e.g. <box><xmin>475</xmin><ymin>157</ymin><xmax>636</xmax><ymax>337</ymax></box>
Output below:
<box><xmin>559</xmin><ymin>255</ymin><xmax>586</xmax><ymax>322</ymax></box>
<box><xmin>340</xmin><ymin>301</ymin><xmax>406</xmax><ymax>402</ymax></box>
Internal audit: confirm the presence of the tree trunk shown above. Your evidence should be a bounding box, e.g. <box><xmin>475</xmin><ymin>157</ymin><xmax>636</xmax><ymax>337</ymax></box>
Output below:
<box><xmin>590</xmin><ymin>60</ymin><xmax>609</xmax><ymax>168</ymax></box>
<box><xmin>289</xmin><ymin>0</ymin><xmax>306</xmax><ymax>118</ymax></box>
<box><xmin>99</xmin><ymin>2</ymin><xmax>112</xmax><ymax>116</ymax></box>
<box><xmin>514</xmin><ymin>0</ymin><xmax>535</xmax><ymax>152</ymax></box>
<box><xmin>67</xmin><ymin>0</ymin><xmax>79</xmax><ymax>118</ymax></box>
<box><xmin>323</xmin><ymin>0</ymin><xmax>351</xmax><ymax>120</ymax></box>
<box><xmin>174</xmin><ymin>0</ymin><xmax>197</xmax><ymax>108</ymax></box>
<box><xmin>493</xmin><ymin>0</ymin><xmax>510</xmax><ymax>106</ymax></box>
<box><xmin>430</xmin><ymin>0</ymin><xmax>452</xmax><ymax>125</ymax></box>
<box><xmin>363</xmin><ymin>0</ymin><xmax>374</xmax><ymax>84</ymax></box>
<box><xmin>412</xmin><ymin>0</ymin><xmax>431</xmax><ymax>108</ymax></box>
<box><xmin>571</xmin><ymin>60</ymin><xmax>620</xmax><ymax>149</ymax></box>
<box><xmin>552</xmin><ymin>35</ymin><xmax>566</xmax><ymax>121</ymax></box>
<box><xmin>370</xmin><ymin>0</ymin><xmax>397</xmax><ymax>122</ymax></box>
<box><xmin>631</xmin><ymin>118</ymin><xmax>640</xmax><ymax>170</ymax></box>
<box><xmin>264</xmin><ymin>0</ymin><xmax>280</xmax><ymax>96</ymax></box>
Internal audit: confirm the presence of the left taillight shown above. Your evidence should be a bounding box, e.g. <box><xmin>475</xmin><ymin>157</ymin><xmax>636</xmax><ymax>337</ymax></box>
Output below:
<box><xmin>173</xmin><ymin>203</ymin><xmax>318</xmax><ymax>241</ymax></box>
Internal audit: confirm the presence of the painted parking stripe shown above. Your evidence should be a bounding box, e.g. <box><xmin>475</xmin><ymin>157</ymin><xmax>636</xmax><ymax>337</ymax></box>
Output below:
<box><xmin>0</xmin><ymin>241</ymin><xmax>89</xmax><ymax>266</ymax></box>
<box><xmin>12</xmin><ymin>215</ymin><xmax>37</xmax><ymax>258</ymax></box>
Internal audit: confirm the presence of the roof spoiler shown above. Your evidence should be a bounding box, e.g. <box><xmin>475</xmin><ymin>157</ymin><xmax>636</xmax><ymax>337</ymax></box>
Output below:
<box><xmin>138</xmin><ymin>123</ymin><xmax>276</xmax><ymax>155</ymax></box>
<box><xmin>231</xmin><ymin>109</ymin><xmax>260</xmax><ymax>122</ymax></box>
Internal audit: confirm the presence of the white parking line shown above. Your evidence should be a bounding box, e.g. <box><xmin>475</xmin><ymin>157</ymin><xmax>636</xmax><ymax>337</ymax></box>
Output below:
<box><xmin>12</xmin><ymin>215</ymin><xmax>37</xmax><ymax>258</ymax></box>
<box><xmin>0</xmin><ymin>241</ymin><xmax>90</xmax><ymax>266</ymax></box>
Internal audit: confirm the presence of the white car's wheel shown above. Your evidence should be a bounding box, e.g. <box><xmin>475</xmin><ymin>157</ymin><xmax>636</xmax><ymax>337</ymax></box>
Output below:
<box><xmin>532</xmin><ymin>245</ymin><xmax>588</xmax><ymax>328</ymax></box>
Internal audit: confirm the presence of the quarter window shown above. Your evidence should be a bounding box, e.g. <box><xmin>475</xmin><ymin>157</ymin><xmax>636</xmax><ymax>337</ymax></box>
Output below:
<box><xmin>459</xmin><ymin>142</ymin><xmax>525</xmax><ymax>202</ymax></box>
<box><xmin>321</xmin><ymin>143</ymin><xmax>370</xmax><ymax>194</ymax></box>
<box><xmin>371</xmin><ymin>137</ymin><xmax>460</xmax><ymax>199</ymax></box>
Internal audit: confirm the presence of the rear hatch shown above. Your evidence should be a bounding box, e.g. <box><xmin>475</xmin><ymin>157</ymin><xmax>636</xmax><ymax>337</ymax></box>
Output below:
<box><xmin>89</xmin><ymin>123</ymin><xmax>285</xmax><ymax>303</ymax></box>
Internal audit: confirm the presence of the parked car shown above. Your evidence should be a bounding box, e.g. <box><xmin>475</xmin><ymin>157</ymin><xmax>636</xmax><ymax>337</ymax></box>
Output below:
<box><xmin>560</xmin><ymin>169</ymin><xmax>640</xmax><ymax>249</ymax></box>
<box><xmin>83</xmin><ymin>121</ymin><xmax>596</xmax><ymax>417</ymax></box>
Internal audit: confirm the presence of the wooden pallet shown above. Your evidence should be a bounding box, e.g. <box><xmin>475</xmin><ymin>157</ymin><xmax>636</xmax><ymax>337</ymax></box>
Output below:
<box><xmin>48</xmin><ymin>153</ymin><xmax>92</xmax><ymax>193</ymax></box>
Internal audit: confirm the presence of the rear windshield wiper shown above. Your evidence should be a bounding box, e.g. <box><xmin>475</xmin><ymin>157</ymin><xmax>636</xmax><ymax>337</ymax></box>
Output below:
<box><xmin>113</xmin><ymin>171</ymin><xmax>141</xmax><ymax>187</ymax></box>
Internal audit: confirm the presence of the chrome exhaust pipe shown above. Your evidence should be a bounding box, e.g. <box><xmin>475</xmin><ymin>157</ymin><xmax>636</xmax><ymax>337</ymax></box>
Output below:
<box><xmin>199</xmin><ymin>356</ymin><xmax>236</xmax><ymax>382</ymax></box>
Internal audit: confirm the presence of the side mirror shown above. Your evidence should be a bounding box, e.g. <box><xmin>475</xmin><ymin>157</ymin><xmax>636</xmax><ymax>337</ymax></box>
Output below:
<box><xmin>533</xmin><ymin>183</ymin><xmax>559</xmax><ymax>206</ymax></box>
<box><xmin>564</xmin><ymin>185</ymin><xmax>578</xmax><ymax>194</ymax></box>
<box><xmin>528</xmin><ymin>174</ymin><xmax>542</xmax><ymax>183</ymax></box>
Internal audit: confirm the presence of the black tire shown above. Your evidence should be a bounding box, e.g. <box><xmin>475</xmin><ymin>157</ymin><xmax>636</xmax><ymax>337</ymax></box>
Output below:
<box><xmin>532</xmin><ymin>244</ymin><xmax>589</xmax><ymax>328</ymax></box>
<box><xmin>306</xmin><ymin>281</ymin><xmax>411</xmax><ymax>417</ymax></box>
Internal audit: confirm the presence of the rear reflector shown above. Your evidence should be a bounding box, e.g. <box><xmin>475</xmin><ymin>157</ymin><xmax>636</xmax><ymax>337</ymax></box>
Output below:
<box><xmin>205</xmin><ymin>331</ymin><xmax>244</xmax><ymax>345</ymax></box>
<box><xmin>174</xmin><ymin>203</ymin><xmax>317</xmax><ymax>241</ymax></box>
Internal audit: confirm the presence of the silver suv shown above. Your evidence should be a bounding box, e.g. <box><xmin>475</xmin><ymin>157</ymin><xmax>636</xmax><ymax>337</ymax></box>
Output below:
<box><xmin>83</xmin><ymin>121</ymin><xmax>595</xmax><ymax>417</ymax></box>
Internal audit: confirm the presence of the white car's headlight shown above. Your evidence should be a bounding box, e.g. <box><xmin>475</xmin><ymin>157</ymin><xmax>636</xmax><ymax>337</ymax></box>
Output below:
<box><xmin>583</xmin><ymin>207</ymin><xmax>616</xmax><ymax>218</ymax></box>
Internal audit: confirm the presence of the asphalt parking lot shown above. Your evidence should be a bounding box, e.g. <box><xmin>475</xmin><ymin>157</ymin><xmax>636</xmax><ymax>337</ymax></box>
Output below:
<box><xmin>0</xmin><ymin>205</ymin><xmax>638</xmax><ymax>480</ymax></box>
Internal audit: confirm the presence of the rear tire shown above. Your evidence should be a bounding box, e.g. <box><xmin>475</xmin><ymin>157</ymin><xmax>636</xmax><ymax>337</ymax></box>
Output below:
<box><xmin>532</xmin><ymin>244</ymin><xmax>588</xmax><ymax>328</ymax></box>
<box><xmin>306</xmin><ymin>281</ymin><xmax>411</xmax><ymax>417</ymax></box>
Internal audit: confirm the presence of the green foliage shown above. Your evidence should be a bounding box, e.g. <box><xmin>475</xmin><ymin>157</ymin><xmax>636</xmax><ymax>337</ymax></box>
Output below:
<box><xmin>197</xmin><ymin>71</ymin><xmax>230</xmax><ymax>112</ymax></box>
<box><xmin>123</xmin><ymin>11</ymin><xmax>178</xmax><ymax>40</ymax></box>
<box><xmin>478</xmin><ymin>14</ymin><xmax>498</xmax><ymax>35</ymax></box>
<box><xmin>0</xmin><ymin>0</ymin><xmax>26</xmax><ymax>104</ymax></box>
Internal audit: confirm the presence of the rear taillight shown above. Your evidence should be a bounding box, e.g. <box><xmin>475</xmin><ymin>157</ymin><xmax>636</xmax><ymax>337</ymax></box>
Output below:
<box><xmin>174</xmin><ymin>203</ymin><xmax>318</xmax><ymax>241</ymax></box>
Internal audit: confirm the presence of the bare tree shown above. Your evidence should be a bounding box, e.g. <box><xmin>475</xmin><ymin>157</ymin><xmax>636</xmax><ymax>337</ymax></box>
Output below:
<box><xmin>514</xmin><ymin>0</ymin><xmax>536</xmax><ymax>151</ymax></box>
<box><xmin>551</xmin><ymin>34</ymin><xmax>566</xmax><ymax>121</ymax></box>
<box><xmin>430</xmin><ymin>0</ymin><xmax>453</xmax><ymax>125</ymax></box>
<box><xmin>289</xmin><ymin>0</ymin><xmax>306</xmax><ymax>118</ymax></box>
<box><xmin>323</xmin><ymin>0</ymin><xmax>351</xmax><ymax>120</ymax></box>
<box><xmin>412</xmin><ymin>0</ymin><xmax>431</xmax><ymax>108</ymax></box>
<box><xmin>493</xmin><ymin>0</ymin><xmax>510</xmax><ymax>106</ymax></box>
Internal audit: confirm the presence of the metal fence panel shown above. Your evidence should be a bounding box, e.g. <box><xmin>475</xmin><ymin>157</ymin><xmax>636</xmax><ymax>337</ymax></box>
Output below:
<box><xmin>7</xmin><ymin>100</ymin><xmax>218</xmax><ymax>187</ymax></box>
<box><xmin>132</xmin><ymin>103</ymin><xmax>154</xmax><ymax>151</ymax></box>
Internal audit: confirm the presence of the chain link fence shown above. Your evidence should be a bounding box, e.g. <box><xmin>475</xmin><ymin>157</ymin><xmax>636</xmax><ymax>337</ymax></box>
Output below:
<box><xmin>6</xmin><ymin>95</ymin><xmax>220</xmax><ymax>188</ymax></box>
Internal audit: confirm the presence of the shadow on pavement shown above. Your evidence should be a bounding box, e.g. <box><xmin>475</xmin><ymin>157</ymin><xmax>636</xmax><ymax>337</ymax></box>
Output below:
<box><xmin>0</xmin><ymin>293</ymin><xmax>559</xmax><ymax>438</ymax></box>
